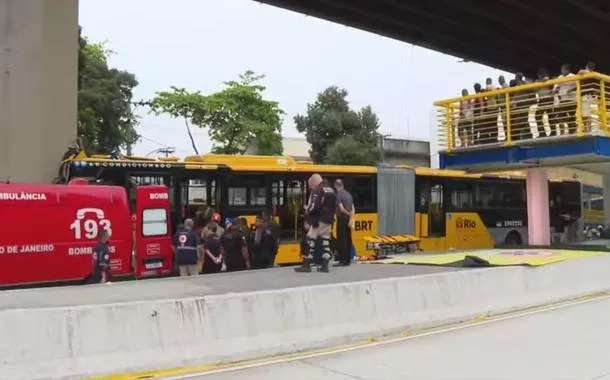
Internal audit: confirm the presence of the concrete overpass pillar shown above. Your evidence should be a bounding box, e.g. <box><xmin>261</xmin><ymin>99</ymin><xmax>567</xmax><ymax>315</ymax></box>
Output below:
<box><xmin>603</xmin><ymin>175</ymin><xmax>610</xmax><ymax>229</ymax></box>
<box><xmin>527</xmin><ymin>168</ymin><xmax>551</xmax><ymax>246</ymax></box>
<box><xmin>0</xmin><ymin>0</ymin><xmax>78</xmax><ymax>183</ymax></box>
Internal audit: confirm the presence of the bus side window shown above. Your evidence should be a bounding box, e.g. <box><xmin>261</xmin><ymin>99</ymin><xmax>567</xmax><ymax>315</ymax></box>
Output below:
<box><xmin>475</xmin><ymin>181</ymin><xmax>525</xmax><ymax>209</ymax></box>
<box><xmin>227</xmin><ymin>175</ymin><xmax>267</xmax><ymax>208</ymax></box>
<box><xmin>591</xmin><ymin>197</ymin><xmax>603</xmax><ymax>210</ymax></box>
<box><xmin>416</xmin><ymin>180</ymin><xmax>430</xmax><ymax>213</ymax></box>
<box><xmin>450</xmin><ymin>183</ymin><xmax>472</xmax><ymax>210</ymax></box>
<box><xmin>350</xmin><ymin>176</ymin><xmax>375</xmax><ymax>212</ymax></box>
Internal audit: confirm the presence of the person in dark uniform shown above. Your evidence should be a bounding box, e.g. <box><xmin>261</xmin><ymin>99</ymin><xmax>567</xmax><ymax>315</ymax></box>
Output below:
<box><xmin>202</xmin><ymin>222</ymin><xmax>223</xmax><ymax>274</ymax></box>
<box><xmin>262</xmin><ymin>209</ymin><xmax>281</xmax><ymax>243</ymax></box>
<box><xmin>251</xmin><ymin>215</ymin><xmax>278</xmax><ymax>269</ymax></box>
<box><xmin>90</xmin><ymin>229</ymin><xmax>111</xmax><ymax>284</ymax></box>
<box><xmin>334</xmin><ymin>179</ymin><xmax>354</xmax><ymax>266</ymax></box>
<box><xmin>221</xmin><ymin>218</ymin><xmax>250</xmax><ymax>272</ymax></box>
<box><xmin>172</xmin><ymin>218</ymin><xmax>201</xmax><ymax>277</ymax></box>
<box><xmin>295</xmin><ymin>173</ymin><xmax>337</xmax><ymax>273</ymax></box>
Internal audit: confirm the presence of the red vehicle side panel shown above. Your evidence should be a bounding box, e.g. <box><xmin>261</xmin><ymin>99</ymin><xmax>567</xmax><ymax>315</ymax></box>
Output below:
<box><xmin>0</xmin><ymin>184</ymin><xmax>132</xmax><ymax>286</ymax></box>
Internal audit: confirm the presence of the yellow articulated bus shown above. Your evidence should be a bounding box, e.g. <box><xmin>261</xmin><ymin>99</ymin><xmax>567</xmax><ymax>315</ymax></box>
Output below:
<box><xmin>60</xmin><ymin>152</ymin><xmax>583</xmax><ymax>264</ymax></box>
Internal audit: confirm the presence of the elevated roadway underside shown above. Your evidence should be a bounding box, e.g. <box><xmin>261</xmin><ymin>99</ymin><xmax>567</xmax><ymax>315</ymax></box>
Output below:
<box><xmin>259</xmin><ymin>0</ymin><xmax>610</xmax><ymax>75</ymax></box>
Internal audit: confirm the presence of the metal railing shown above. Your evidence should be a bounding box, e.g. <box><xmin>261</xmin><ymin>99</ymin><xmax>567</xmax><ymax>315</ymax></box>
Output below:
<box><xmin>435</xmin><ymin>72</ymin><xmax>610</xmax><ymax>152</ymax></box>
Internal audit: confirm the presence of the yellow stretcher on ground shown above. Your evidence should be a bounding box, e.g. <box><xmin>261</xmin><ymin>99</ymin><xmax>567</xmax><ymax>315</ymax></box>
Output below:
<box><xmin>359</xmin><ymin>234</ymin><xmax>421</xmax><ymax>261</ymax></box>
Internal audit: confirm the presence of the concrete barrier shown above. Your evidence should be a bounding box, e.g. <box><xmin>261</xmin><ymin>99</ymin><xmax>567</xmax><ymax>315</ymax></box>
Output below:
<box><xmin>2</xmin><ymin>254</ymin><xmax>610</xmax><ymax>379</ymax></box>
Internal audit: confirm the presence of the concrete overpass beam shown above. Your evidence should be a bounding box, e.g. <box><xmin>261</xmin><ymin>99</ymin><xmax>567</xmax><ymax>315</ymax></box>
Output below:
<box><xmin>0</xmin><ymin>0</ymin><xmax>78</xmax><ymax>182</ymax></box>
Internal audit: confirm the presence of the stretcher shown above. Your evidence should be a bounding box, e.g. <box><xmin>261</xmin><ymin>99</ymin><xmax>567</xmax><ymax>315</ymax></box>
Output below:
<box><xmin>359</xmin><ymin>234</ymin><xmax>421</xmax><ymax>260</ymax></box>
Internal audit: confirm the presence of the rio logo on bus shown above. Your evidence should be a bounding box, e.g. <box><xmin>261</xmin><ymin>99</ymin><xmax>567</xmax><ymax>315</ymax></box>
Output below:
<box><xmin>456</xmin><ymin>217</ymin><xmax>476</xmax><ymax>229</ymax></box>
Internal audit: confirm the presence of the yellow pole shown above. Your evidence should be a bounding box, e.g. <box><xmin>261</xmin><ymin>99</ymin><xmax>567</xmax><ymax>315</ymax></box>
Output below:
<box><xmin>576</xmin><ymin>80</ymin><xmax>584</xmax><ymax>136</ymax></box>
<box><xmin>600</xmin><ymin>79</ymin><xmax>608</xmax><ymax>134</ymax></box>
<box><xmin>445</xmin><ymin>106</ymin><xmax>452</xmax><ymax>152</ymax></box>
<box><xmin>505</xmin><ymin>93</ymin><xmax>512</xmax><ymax>145</ymax></box>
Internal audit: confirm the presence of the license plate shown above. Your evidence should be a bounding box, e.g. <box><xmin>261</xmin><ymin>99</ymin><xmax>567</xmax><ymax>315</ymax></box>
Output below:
<box><xmin>145</xmin><ymin>262</ymin><xmax>163</xmax><ymax>269</ymax></box>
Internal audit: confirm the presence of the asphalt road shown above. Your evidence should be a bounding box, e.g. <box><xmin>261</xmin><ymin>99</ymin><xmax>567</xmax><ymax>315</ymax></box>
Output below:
<box><xmin>171</xmin><ymin>296</ymin><xmax>610</xmax><ymax>380</ymax></box>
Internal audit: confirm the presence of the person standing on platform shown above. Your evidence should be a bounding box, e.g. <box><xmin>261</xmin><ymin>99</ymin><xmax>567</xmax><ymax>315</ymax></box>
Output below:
<box><xmin>202</xmin><ymin>222</ymin><xmax>223</xmax><ymax>274</ymax></box>
<box><xmin>334</xmin><ymin>179</ymin><xmax>355</xmax><ymax>266</ymax></box>
<box><xmin>221</xmin><ymin>218</ymin><xmax>250</xmax><ymax>272</ymax></box>
<box><xmin>295</xmin><ymin>174</ymin><xmax>337</xmax><ymax>273</ymax></box>
<box><xmin>251</xmin><ymin>215</ymin><xmax>278</xmax><ymax>269</ymax></box>
<box><xmin>535</xmin><ymin>68</ymin><xmax>552</xmax><ymax>138</ymax></box>
<box><xmin>201</xmin><ymin>212</ymin><xmax>224</xmax><ymax>238</ymax></box>
<box><xmin>90</xmin><ymin>229</ymin><xmax>111</xmax><ymax>284</ymax></box>
<box><xmin>262</xmin><ymin>210</ymin><xmax>280</xmax><ymax>263</ymax></box>
<box><xmin>554</xmin><ymin>64</ymin><xmax>577</xmax><ymax>135</ymax></box>
<box><xmin>472</xmin><ymin>83</ymin><xmax>486</xmax><ymax>144</ymax></box>
<box><xmin>172</xmin><ymin>218</ymin><xmax>201</xmax><ymax>277</ymax></box>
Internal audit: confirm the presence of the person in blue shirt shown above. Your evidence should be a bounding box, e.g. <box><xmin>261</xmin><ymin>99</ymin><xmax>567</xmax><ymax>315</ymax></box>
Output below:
<box><xmin>172</xmin><ymin>218</ymin><xmax>201</xmax><ymax>276</ymax></box>
<box><xmin>90</xmin><ymin>229</ymin><xmax>111</xmax><ymax>284</ymax></box>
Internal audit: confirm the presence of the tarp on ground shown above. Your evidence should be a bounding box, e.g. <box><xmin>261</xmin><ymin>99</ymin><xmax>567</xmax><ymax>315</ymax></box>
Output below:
<box><xmin>370</xmin><ymin>249</ymin><xmax>609</xmax><ymax>267</ymax></box>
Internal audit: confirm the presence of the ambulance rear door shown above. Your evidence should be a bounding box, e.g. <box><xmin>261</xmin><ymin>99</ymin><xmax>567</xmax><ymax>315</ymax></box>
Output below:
<box><xmin>135</xmin><ymin>185</ymin><xmax>173</xmax><ymax>278</ymax></box>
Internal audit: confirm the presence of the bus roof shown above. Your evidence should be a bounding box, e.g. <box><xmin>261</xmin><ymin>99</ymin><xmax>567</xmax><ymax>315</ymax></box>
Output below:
<box><xmin>65</xmin><ymin>151</ymin><xmax>590</xmax><ymax>182</ymax></box>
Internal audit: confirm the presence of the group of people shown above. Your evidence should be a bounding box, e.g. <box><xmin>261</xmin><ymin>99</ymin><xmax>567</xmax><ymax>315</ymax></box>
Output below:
<box><xmin>171</xmin><ymin>174</ymin><xmax>356</xmax><ymax>276</ymax></box>
<box><xmin>457</xmin><ymin>62</ymin><xmax>598</xmax><ymax>147</ymax></box>
<box><xmin>172</xmin><ymin>210</ymin><xmax>280</xmax><ymax>276</ymax></box>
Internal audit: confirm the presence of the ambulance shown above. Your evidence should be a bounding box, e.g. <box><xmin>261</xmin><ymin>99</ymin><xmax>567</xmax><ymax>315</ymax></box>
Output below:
<box><xmin>0</xmin><ymin>181</ymin><xmax>173</xmax><ymax>287</ymax></box>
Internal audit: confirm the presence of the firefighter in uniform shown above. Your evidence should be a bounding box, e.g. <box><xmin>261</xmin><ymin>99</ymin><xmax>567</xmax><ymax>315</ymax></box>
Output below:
<box><xmin>295</xmin><ymin>174</ymin><xmax>337</xmax><ymax>273</ymax></box>
<box><xmin>90</xmin><ymin>229</ymin><xmax>111</xmax><ymax>284</ymax></box>
<box><xmin>221</xmin><ymin>218</ymin><xmax>251</xmax><ymax>272</ymax></box>
<box><xmin>252</xmin><ymin>215</ymin><xmax>278</xmax><ymax>269</ymax></box>
<box><xmin>172</xmin><ymin>218</ymin><xmax>201</xmax><ymax>276</ymax></box>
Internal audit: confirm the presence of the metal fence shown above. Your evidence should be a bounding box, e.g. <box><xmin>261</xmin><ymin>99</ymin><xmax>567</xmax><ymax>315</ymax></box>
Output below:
<box><xmin>435</xmin><ymin>72</ymin><xmax>610</xmax><ymax>152</ymax></box>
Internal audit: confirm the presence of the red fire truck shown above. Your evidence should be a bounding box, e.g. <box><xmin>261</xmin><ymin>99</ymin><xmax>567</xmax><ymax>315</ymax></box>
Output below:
<box><xmin>0</xmin><ymin>181</ymin><xmax>173</xmax><ymax>287</ymax></box>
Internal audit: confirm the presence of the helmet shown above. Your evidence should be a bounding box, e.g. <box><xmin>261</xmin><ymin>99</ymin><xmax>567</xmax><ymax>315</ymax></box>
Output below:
<box><xmin>224</xmin><ymin>217</ymin><xmax>237</xmax><ymax>228</ymax></box>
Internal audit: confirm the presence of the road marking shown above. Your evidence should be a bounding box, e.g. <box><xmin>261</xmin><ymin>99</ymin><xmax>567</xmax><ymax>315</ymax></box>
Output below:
<box><xmin>94</xmin><ymin>291</ymin><xmax>610</xmax><ymax>380</ymax></box>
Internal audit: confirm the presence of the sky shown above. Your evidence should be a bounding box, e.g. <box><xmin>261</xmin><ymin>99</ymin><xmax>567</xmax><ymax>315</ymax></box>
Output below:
<box><xmin>79</xmin><ymin>0</ymin><xmax>510</xmax><ymax>165</ymax></box>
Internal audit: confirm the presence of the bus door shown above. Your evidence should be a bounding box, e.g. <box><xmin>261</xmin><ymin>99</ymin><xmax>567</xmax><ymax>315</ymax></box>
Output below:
<box><xmin>271</xmin><ymin>176</ymin><xmax>308</xmax><ymax>242</ymax></box>
<box><xmin>417</xmin><ymin>179</ymin><xmax>446</xmax><ymax>238</ymax></box>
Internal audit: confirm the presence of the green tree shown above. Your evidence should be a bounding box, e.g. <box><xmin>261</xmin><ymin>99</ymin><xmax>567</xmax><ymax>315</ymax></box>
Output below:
<box><xmin>326</xmin><ymin>136</ymin><xmax>379</xmax><ymax>166</ymax></box>
<box><xmin>147</xmin><ymin>87</ymin><xmax>204</xmax><ymax>154</ymax></box>
<box><xmin>149</xmin><ymin>70</ymin><xmax>284</xmax><ymax>155</ymax></box>
<box><xmin>78</xmin><ymin>28</ymin><xmax>139</xmax><ymax>154</ymax></box>
<box><xmin>294</xmin><ymin>86</ymin><xmax>381</xmax><ymax>165</ymax></box>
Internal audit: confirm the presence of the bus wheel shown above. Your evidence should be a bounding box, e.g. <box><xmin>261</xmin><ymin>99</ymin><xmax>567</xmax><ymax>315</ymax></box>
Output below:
<box><xmin>504</xmin><ymin>232</ymin><xmax>522</xmax><ymax>245</ymax></box>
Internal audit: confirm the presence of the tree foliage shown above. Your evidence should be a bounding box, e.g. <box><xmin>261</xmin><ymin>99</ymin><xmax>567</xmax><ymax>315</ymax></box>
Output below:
<box><xmin>326</xmin><ymin>136</ymin><xmax>379</xmax><ymax>166</ymax></box>
<box><xmin>78</xmin><ymin>28</ymin><xmax>139</xmax><ymax>154</ymax></box>
<box><xmin>147</xmin><ymin>87</ymin><xmax>203</xmax><ymax>154</ymax></box>
<box><xmin>294</xmin><ymin>86</ymin><xmax>381</xmax><ymax>165</ymax></box>
<box><xmin>149</xmin><ymin>71</ymin><xmax>284</xmax><ymax>155</ymax></box>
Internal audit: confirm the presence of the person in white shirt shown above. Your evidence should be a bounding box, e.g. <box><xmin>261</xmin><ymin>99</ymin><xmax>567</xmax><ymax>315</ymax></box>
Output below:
<box><xmin>535</xmin><ymin>68</ymin><xmax>552</xmax><ymax>138</ymax></box>
<box><xmin>553</xmin><ymin>64</ymin><xmax>577</xmax><ymax>135</ymax></box>
<box><xmin>458</xmin><ymin>89</ymin><xmax>474</xmax><ymax>146</ymax></box>
<box><xmin>578</xmin><ymin>61</ymin><xmax>596</xmax><ymax>132</ymax></box>
<box><xmin>498</xmin><ymin>75</ymin><xmax>508</xmax><ymax>89</ymax></box>
<box><xmin>485</xmin><ymin>78</ymin><xmax>500</xmax><ymax>142</ymax></box>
